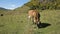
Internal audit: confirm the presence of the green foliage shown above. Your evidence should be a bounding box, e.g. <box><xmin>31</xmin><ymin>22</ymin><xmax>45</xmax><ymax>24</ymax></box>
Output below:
<box><xmin>25</xmin><ymin>0</ymin><xmax>60</xmax><ymax>10</ymax></box>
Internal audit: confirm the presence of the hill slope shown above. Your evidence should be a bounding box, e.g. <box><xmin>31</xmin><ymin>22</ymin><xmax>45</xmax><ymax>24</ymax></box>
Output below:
<box><xmin>14</xmin><ymin>5</ymin><xmax>30</xmax><ymax>13</ymax></box>
<box><xmin>0</xmin><ymin>7</ymin><xmax>11</xmax><ymax>15</ymax></box>
<box><xmin>0</xmin><ymin>7</ymin><xmax>11</xmax><ymax>11</ymax></box>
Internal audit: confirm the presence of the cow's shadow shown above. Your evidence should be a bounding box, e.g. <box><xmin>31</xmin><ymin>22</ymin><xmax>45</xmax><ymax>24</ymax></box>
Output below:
<box><xmin>37</xmin><ymin>22</ymin><xmax>51</xmax><ymax>28</ymax></box>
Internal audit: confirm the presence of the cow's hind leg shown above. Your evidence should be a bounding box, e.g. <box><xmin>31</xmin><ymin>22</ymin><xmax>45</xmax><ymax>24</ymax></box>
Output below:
<box><xmin>33</xmin><ymin>16</ymin><xmax>38</xmax><ymax>24</ymax></box>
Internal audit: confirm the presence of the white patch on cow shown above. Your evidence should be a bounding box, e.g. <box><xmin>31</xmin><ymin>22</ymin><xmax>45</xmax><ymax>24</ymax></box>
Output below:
<box><xmin>34</xmin><ymin>20</ymin><xmax>36</xmax><ymax>22</ymax></box>
<box><xmin>28</xmin><ymin>16</ymin><xmax>31</xmax><ymax>19</ymax></box>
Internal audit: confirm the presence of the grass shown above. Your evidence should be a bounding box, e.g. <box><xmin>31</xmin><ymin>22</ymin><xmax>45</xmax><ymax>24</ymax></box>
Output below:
<box><xmin>0</xmin><ymin>10</ymin><xmax>60</xmax><ymax>34</ymax></box>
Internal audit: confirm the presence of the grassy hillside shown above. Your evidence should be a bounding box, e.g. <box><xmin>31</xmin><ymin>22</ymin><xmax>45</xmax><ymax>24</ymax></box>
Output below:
<box><xmin>25</xmin><ymin>0</ymin><xmax>60</xmax><ymax>10</ymax></box>
<box><xmin>14</xmin><ymin>5</ymin><xmax>30</xmax><ymax>13</ymax></box>
<box><xmin>0</xmin><ymin>10</ymin><xmax>60</xmax><ymax>34</ymax></box>
<box><xmin>0</xmin><ymin>0</ymin><xmax>60</xmax><ymax>34</ymax></box>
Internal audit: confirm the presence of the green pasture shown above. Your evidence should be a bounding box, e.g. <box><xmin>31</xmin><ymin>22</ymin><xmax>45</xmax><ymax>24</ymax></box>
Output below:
<box><xmin>0</xmin><ymin>10</ymin><xmax>60</xmax><ymax>34</ymax></box>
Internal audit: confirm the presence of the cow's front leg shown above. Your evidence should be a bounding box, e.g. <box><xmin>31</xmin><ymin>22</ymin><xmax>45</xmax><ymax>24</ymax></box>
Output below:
<box><xmin>33</xmin><ymin>17</ymin><xmax>37</xmax><ymax>24</ymax></box>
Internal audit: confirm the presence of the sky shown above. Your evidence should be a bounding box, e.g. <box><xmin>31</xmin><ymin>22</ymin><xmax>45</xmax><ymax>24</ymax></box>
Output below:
<box><xmin>0</xmin><ymin>0</ymin><xmax>30</xmax><ymax>10</ymax></box>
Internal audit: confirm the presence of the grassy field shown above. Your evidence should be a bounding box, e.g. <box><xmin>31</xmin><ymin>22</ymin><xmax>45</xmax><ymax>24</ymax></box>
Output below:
<box><xmin>0</xmin><ymin>10</ymin><xmax>60</xmax><ymax>34</ymax></box>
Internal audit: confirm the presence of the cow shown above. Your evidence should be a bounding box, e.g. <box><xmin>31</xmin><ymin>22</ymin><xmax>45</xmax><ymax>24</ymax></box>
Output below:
<box><xmin>28</xmin><ymin>9</ymin><xmax>41</xmax><ymax>25</ymax></box>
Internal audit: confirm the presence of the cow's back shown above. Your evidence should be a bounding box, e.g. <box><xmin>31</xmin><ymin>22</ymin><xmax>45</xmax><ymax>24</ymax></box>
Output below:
<box><xmin>28</xmin><ymin>10</ymin><xmax>38</xmax><ymax>18</ymax></box>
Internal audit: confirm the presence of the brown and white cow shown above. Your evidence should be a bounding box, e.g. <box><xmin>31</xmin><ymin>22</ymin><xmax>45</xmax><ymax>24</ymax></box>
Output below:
<box><xmin>28</xmin><ymin>10</ymin><xmax>40</xmax><ymax>24</ymax></box>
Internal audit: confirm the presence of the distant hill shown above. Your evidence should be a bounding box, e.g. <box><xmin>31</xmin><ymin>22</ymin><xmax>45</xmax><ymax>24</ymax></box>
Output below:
<box><xmin>0</xmin><ymin>7</ymin><xmax>11</xmax><ymax>11</ymax></box>
<box><xmin>0</xmin><ymin>7</ymin><xmax>12</xmax><ymax>15</ymax></box>
<box><xmin>0</xmin><ymin>7</ymin><xmax>7</xmax><ymax>10</ymax></box>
